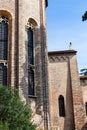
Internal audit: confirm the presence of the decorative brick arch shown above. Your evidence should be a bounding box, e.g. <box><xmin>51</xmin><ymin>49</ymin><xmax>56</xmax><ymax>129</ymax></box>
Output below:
<box><xmin>28</xmin><ymin>18</ymin><xmax>38</xmax><ymax>28</ymax></box>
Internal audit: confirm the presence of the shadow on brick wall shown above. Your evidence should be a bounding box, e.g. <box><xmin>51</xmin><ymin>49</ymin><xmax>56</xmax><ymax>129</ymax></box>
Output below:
<box><xmin>19</xmin><ymin>40</ymin><xmax>29</xmax><ymax>103</ymax></box>
<box><xmin>63</xmin><ymin>57</ymin><xmax>75</xmax><ymax>130</ymax></box>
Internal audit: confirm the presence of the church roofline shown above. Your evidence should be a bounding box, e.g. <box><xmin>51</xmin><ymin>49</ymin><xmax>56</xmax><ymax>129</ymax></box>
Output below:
<box><xmin>48</xmin><ymin>50</ymin><xmax>77</xmax><ymax>56</ymax></box>
<box><xmin>80</xmin><ymin>76</ymin><xmax>87</xmax><ymax>80</ymax></box>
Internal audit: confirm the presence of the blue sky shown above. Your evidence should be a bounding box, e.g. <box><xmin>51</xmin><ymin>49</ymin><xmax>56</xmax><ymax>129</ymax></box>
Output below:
<box><xmin>46</xmin><ymin>0</ymin><xmax>87</xmax><ymax>72</ymax></box>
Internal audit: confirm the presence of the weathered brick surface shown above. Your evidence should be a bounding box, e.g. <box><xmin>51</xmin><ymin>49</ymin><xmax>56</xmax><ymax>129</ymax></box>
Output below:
<box><xmin>81</xmin><ymin>77</ymin><xmax>87</xmax><ymax>128</ymax></box>
<box><xmin>0</xmin><ymin>0</ymin><xmax>16</xmax><ymax>86</ymax></box>
<box><xmin>69</xmin><ymin>54</ymin><xmax>85</xmax><ymax>130</ymax></box>
<box><xmin>0</xmin><ymin>0</ymin><xmax>50</xmax><ymax>129</ymax></box>
<box><xmin>48</xmin><ymin>50</ymin><xmax>86</xmax><ymax>130</ymax></box>
<box><xmin>1</xmin><ymin>1</ymin><xmax>87</xmax><ymax>130</ymax></box>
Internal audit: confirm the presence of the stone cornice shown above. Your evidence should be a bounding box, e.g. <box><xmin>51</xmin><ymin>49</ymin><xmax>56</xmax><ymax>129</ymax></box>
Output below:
<box><xmin>80</xmin><ymin>76</ymin><xmax>87</xmax><ymax>80</ymax></box>
<box><xmin>48</xmin><ymin>50</ymin><xmax>77</xmax><ymax>56</ymax></box>
<box><xmin>48</xmin><ymin>50</ymin><xmax>76</xmax><ymax>63</ymax></box>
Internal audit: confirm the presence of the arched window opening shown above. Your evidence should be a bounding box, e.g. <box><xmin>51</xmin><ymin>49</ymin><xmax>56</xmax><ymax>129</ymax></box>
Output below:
<box><xmin>27</xmin><ymin>18</ymin><xmax>37</xmax><ymax>96</ymax></box>
<box><xmin>85</xmin><ymin>102</ymin><xmax>87</xmax><ymax>116</ymax></box>
<box><xmin>0</xmin><ymin>16</ymin><xmax>8</xmax><ymax>60</ymax></box>
<box><xmin>0</xmin><ymin>15</ymin><xmax>8</xmax><ymax>86</ymax></box>
<box><xmin>27</xmin><ymin>26</ymin><xmax>34</xmax><ymax>96</ymax></box>
<box><xmin>28</xmin><ymin>27</ymin><xmax>34</xmax><ymax>65</ymax></box>
<box><xmin>58</xmin><ymin>95</ymin><xmax>65</xmax><ymax>117</ymax></box>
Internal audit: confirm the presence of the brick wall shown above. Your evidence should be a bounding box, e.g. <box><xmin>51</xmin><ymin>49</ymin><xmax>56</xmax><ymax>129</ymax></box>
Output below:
<box><xmin>0</xmin><ymin>0</ymin><xmax>50</xmax><ymax>129</ymax></box>
<box><xmin>48</xmin><ymin>50</ymin><xmax>85</xmax><ymax>130</ymax></box>
<box><xmin>81</xmin><ymin>76</ymin><xmax>87</xmax><ymax>125</ymax></box>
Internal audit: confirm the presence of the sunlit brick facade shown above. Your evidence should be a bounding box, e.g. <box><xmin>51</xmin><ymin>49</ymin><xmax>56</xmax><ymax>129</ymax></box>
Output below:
<box><xmin>0</xmin><ymin>1</ymin><xmax>87</xmax><ymax>130</ymax></box>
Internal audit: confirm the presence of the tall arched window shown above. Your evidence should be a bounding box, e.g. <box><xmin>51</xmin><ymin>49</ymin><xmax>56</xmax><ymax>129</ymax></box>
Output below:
<box><xmin>0</xmin><ymin>15</ymin><xmax>8</xmax><ymax>85</ymax></box>
<box><xmin>28</xmin><ymin>27</ymin><xmax>34</xmax><ymax>96</ymax></box>
<box><xmin>58</xmin><ymin>95</ymin><xmax>65</xmax><ymax>117</ymax></box>
<box><xmin>27</xmin><ymin>18</ymin><xmax>37</xmax><ymax>96</ymax></box>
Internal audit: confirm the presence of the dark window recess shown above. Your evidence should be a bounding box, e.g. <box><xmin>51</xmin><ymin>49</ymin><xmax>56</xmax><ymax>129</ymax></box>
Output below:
<box><xmin>28</xmin><ymin>27</ymin><xmax>33</xmax><ymax>65</ymax></box>
<box><xmin>58</xmin><ymin>95</ymin><xmax>65</xmax><ymax>117</ymax></box>
<box><xmin>0</xmin><ymin>20</ymin><xmax>8</xmax><ymax>60</ymax></box>
<box><xmin>28</xmin><ymin>27</ymin><xmax>35</xmax><ymax>96</ymax></box>
<box><xmin>0</xmin><ymin>16</ymin><xmax>8</xmax><ymax>86</ymax></box>
<box><xmin>0</xmin><ymin>63</ymin><xmax>7</xmax><ymax>86</ymax></box>
<box><xmin>85</xmin><ymin>102</ymin><xmax>87</xmax><ymax>116</ymax></box>
<box><xmin>28</xmin><ymin>69</ymin><xmax>34</xmax><ymax>95</ymax></box>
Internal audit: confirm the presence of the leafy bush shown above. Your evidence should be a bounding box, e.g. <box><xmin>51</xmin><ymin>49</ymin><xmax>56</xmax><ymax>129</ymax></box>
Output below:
<box><xmin>0</xmin><ymin>85</ymin><xmax>36</xmax><ymax>130</ymax></box>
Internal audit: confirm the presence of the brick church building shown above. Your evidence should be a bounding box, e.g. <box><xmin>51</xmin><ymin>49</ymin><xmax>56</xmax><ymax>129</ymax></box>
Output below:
<box><xmin>0</xmin><ymin>0</ymin><xmax>87</xmax><ymax>130</ymax></box>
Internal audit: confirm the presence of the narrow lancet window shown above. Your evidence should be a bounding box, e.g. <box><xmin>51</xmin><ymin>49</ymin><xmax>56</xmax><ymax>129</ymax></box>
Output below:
<box><xmin>28</xmin><ymin>27</ymin><xmax>34</xmax><ymax>65</ymax></box>
<box><xmin>28</xmin><ymin>27</ymin><xmax>34</xmax><ymax>96</ymax></box>
<box><xmin>58</xmin><ymin>95</ymin><xmax>65</xmax><ymax>117</ymax></box>
<box><xmin>0</xmin><ymin>16</ymin><xmax>8</xmax><ymax>85</ymax></box>
<box><xmin>0</xmin><ymin>16</ymin><xmax>8</xmax><ymax>60</ymax></box>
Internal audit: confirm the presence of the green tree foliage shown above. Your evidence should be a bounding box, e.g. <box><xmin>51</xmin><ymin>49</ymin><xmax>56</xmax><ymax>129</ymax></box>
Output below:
<box><xmin>82</xmin><ymin>11</ymin><xmax>87</xmax><ymax>21</ymax></box>
<box><xmin>80</xmin><ymin>68</ymin><xmax>87</xmax><ymax>76</ymax></box>
<box><xmin>0</xmin><ymin>85</ymin><xmax>36</xmax><ymax>130</ymax></box>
